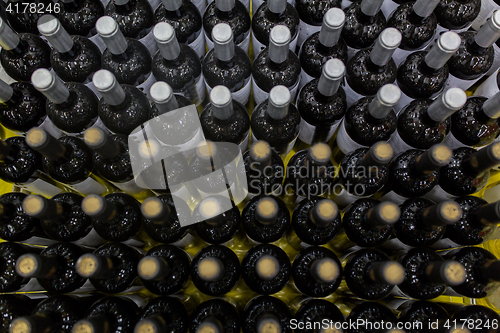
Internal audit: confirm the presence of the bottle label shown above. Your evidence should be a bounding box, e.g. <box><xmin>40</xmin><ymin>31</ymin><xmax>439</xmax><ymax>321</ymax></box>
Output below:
<box><xmin>387</xmin><ymin>129</ymin><xmax>415</xmax><ymax>155</ymax></box>
<box><xmin>122</xmin><ymin>294</ymin><xmax>148</xmax><ymax>308</ymax></box>
<box><xmin>430</xmin><ymin>238</ymin><xmax>461</xmax><ymax>250</ymax></box>
<box><xmin>73</xmin><ymin>228</ymin><xmax>107</xmax><ymax>248</ymax></box>
<box><xmin>252</xmin><ymin>76</ymin><xmax>299</xmax><ymax>105</ymax></box>
<box><xmin>172</xmin><ymin>232</ymin><xmax>197</xmax><ymax>248</ymax></box>
<box><xmin>110</xmin><ymin>178</ymin><xmax>145</xmax><ymax>195</ymax></box>
<box><xmin>334</xmin><ymin>186</ymin><xmax>366</xmax><ymax>207</ymax></box>
<box><xmin>38</xmin><ymin>116</ymin><xmax>63</xmax><ymax>139</ymax></box>
<box><xmin>445</xmin><ymin>73</ymin><xmax>483</xmax><ymax>92</ymax></box>
<box><xmin>122</xmin><ymin>237</ymin><xmax>145</xmax><ymax>248</ymax></box>
<box><xmin>471</xmin><ymin>0</ymin><xmax>500</xmax><ymax>30</ymax></box>
<box><xmin>252</xmin><ymin>0</ymin><xmax>295</xmax><ymax>15</ymax></box>
<box><xmin>380</xmin><ymin>0</ymin><xmax>399</xmax><ymax>19</ymax></box>
<box><xmin>381</xmin><ymin>237</ymin><xmax>413</xmax><ymax>251</ymax></box>
<box><xmin>297</xmin><ymin>19</ymin><xmax>322</xmax><ymax>49</ymax></box>
<box><xmin>343</xmin><ymin>81</ymin><xmax>366</xmax><ymax>108</ymax></box>
<box><xmin>251</xmin><ymin>132</ymin><xmax>298</xmax><ymax>156</ymax></box>
<box><xmin>239</xmin><ymin>130</ymin><xmax>250</xmax><ymax>152</ymax></box>
<box><xmin>136</xmin><ymin>73</ymin><xmax>157</xmax><ymax>100</ymax></box>
<box><xmin>89</xmin><ymin>34</ymin><xmax>106</xmax><ymax>53</ymax></box>
<box><xmin>378</xmin><ymin>190</ymin><xmax>407</xmax><ymax>205</ymax></box>
<box><xmin>207</xmin><ymin>0</ymin><xmax>250</xmax><ymax>11</ymax></box>
<box><xmin>422</xmin><ymin>184</ymin><xmax>456</xmax><ymax>202</ymax></box>
<box><xmin>22</xmin><ymin>236</ymin><xmax>57</xmax><ymax>247</ymax></box>
<box><xmin>441</xmin><ymin>132</ymin><xmax>468</xmax><ymax>150</ymax></box>
<box><xmin>192</xmin><ymin>0</ymin><xmax>207</xmax><ymax>16</ymax></box>
<box><xmin>474</xmin><ymin>68</ymin><xmax>500</xmax><ymax>98</ymax></box>
<box><xmin>336</xmin><ymin>119</ymin><xmax>365</xmax><ymax>154</ymax></box>
<box><xmin>70</xmin><ymin>177</ymin><xmax>107</xmax><ymax>195</ymax></box>
<box><xmin>205</xmin><ymin>29</ymin><xmax>251</xmax><ymax>55</ymax></box>
<box><xmin>206</xmin><ymin>76</ymin><xmax>252</xmax><ymax>105</ymax></box>
<box><xmin>298</xmin><ymin>117</ymin><xmax>340</xmax><ymax>145</ymax></box>
<box><xmin>251</xmin><ymin>31</ymin><xmax>298</xmax><ymax>60</ymax></box>
<box><xmin>22</xmin><ymin>178</ymin><xmax>63</xmax><ymax>197</ymax></box>
<box><xmin>189</xmin><ymin>30</ymin><xmax>207</xmax><ymax>59</ymax></box>
<box><xmin>298</xmin><ymin>68</ymin><xmax>315</xmax><ymax>95</ymax></box>
<box><xmin>18</xmin><ymin>278</ymin><xmax>44</xmax><ymax>293</ymax></box>
<box><xmin>384</xmin><ymin>298</ymin><xmax>411</xmax><ymax>311</ymax></box>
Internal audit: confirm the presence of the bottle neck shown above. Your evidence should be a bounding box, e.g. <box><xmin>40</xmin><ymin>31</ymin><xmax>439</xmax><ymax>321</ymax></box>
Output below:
<box><xmin>479</xmin><ymin>260</ymin><xmax>500</xmax><ymax>283</ymax></box>
<box><xmin>365</xmin><ymin>261</ymin><xmax>403</xmax><ymax>285</ymax></box>
<box><xmin>17</xmin><ymin>254</ymin><xmax>59</xmax><ymax>279</ymax></box>
<box><xmin>473</xmin><ymin>202</ymin><xmax>500</xmax><ymax>226</ymax></box>
<box><xmin>468</xmin><ymin>144</ymin><xmax>500</xmax><ymax>174</ymax></box>
<box><xmin>213</xmin><ymin>101</ymin><xmax>234</xmax><ymax>120</ymax></box>
<box><xmin>422</xmin><ymin>261</ymin><xmax>465</xmax><ymax>286</ymax></box>
<box><xmin>32</xmin><ymin>136</ymin><xmax>69</xmax><ymax>163</ymax></box>
<box><xmin>90</xmin><ymin>135</ymin><xmax>123</xmax><ymax>159</ymax></box>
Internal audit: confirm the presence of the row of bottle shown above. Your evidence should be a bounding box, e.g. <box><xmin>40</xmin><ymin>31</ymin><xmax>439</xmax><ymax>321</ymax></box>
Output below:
<box><xmin>4</xmin><ymin>0</ymin><xmax>500</xmax><ymax>116</ymax></box>
<box><xmin>2</xmin><ymin>237</ymin><xmax>499</xmax><ymax>302</ymax></box>
<box><xmin>2</xmin><ymin>291</ymin><xmax>499</xmax><ymax>333</ymax></box>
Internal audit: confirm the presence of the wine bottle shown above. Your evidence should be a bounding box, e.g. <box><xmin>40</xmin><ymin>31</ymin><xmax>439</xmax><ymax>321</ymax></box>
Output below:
<box><xmin>285</xmin><ymin>143</ymin><xmax>336</xmax><ymax>198</ymax></box>
<box><xmin>243</xmin><ymin>140</ymin><xmax>285</xmax><ymax>198</ymax></box>
<box><xmin>141</xmin><ymin>195</ymin><xmax>194</xmax><ymax>247</ymax></box>
<box><xmin>394</xmin><ymin>300</ymin><xmax>449</xmax><ymax>333</ymax></box>
<box><xmin>93</xmin><ymin>69</ymin><xmax>152</xmax><ymax>135</ymax></box>
<box><xmin>0</xmin><ymin>138</ymin><xmax>64</xmax><ymax>198</ymax></box>
<box><xmin>335</xmin><ymin>141</ymin><xmax>393</xmax><ymax>207</ymax></box>
<box><xmin>0</xmin><ymin>17</ymin><xmax>51</xmax><ymax>82</ymax></box>
<box><xmin>451</xmin><ymin>304</ymin><xmax>500</xmax><ymax>332</ymax></box>
<box><xmin>297</xmin><ymin>58</ymin><xmax>347</xmax><ymax>145</ymax></box>
<box><xmin>389</xmin><ymin>88</ymin><xmax>467</xmax><ymax>155</ymax></box>
<box><xmin>291</xmin><ymin>246</ymin><xmax>342</xmax><ymax>297</ymax></box>
<box><xmin>4</xmin><ymin>0</ymin><xmax>53</xmax><ymax>34</ymax></box>
<box><xmin>10</xmin><ymin>295</ymin><xmax>99</xmax><ymax>333</ymax></box>
<box><xmin>251</xmin><ymin>0</ymin><xmax>300</xmax><ymax>59</ymax></box>
<box><xmin>96</xmin><ymin>16</ymin><xmax>156</xmax><ymax>93</ymax></box>
<box><xmin>152</xmin><ymin>22</ymin><xmax>204</xmax><ymax>106</ymax></box>
<box><xmin>37</xmin><ymin>14</ymin><xmax>101</xmax><ymax>91</ymax></box>
<box><xmin>446</xmin><ymin>11</ymin><xmax>500</xmax><ymax>91</ymax></box>
<box><xmin>330</xmin><ymin>199</ymin><xmax>399</xmax><ymax>251</ymax></box>
<box><xmin>434</xmin><ymin>0</ymin><xmax>481</xmax><ymax>35</ymax></box>
<box><xmin>395</xmin><ymin>31</ymin><xmax>461</xmax><ymax>112</ymax></box>
<box><xmin>81</xmin><ymin>193</ymin><xmax>143</xmax><ymax>242</ymax></box>
<box><xmin>287</xmin><ymin>197</ymin><xmax>340</xmax><ymax>250</ymax></box>
<box><xmin>241</xmin><ymin>243</ymin><xmax>291</xmax><ymax>294</ymax></box>
<box><xmin>380</xmin><ymin>144</ymin><xmax>453</xmax><ymax>204</ymax></box>
<box><xmin>428</xmin><ymin>142</ymin><xmax>500</xmax><ymax>201</ymax></box>
<box><xmin>394</xmin><ymin>247</ymin><xmax>466</xmax><ymax>299</ymax></box>
<box><xmin>76</xmin><ymin>242</ymin><xmax>142</xmax><ymax>294</ymax></box>
<box><xmin>154</xmin><ymin>0</ymin><xmax>205</xmax><ymax>58</ymax></box>
<box><xmin>190</xmin><ymin>244</ymin><xmax>241</xmax><ymax>296</ymax></box>
<box><xmin>203</xmin><ymin>0</ymin><xmax>251</xmax><ymax>53</ymax></box>
<box><xmin>386</xmin><ymin>198</ymin><xmax>462</xmax><ymax>249</ymax></box>
<box><xmin>442</xmin><ymin>247</ymin><xmax>500</xmax><ymax>299</ymax></box>
<box><xmin>138</xmin><ymin>244</ymin><xmax>191</xmax><ymax>295</ymax></box>
<box><xmin>241</xmin><ymin>296</ymin><xmax>292</xmax><ymax>333</ymax></box>
<box><xmin>344</xmin><ymin>27</ymin><xmax>401</xmax><ymax>106</ymax></box>
<box><xmin>251</xmin><ymin>84</ymin><xmax>301</xmax><ymax>155</ymax></box>
<box><xmin>135</xmin><ymin>296</ymin><xmax>190</xmax><ymax>333</ymax></box>
<box><xmin>335</xmin><ymin>84</ymin><xmax>399</xmax><ymax>159</ymax></box>
<box><xmin>84</xmin><ymin>128</ymin><xmax>150</xmax><ymax>199</ymax></box>
<box><xmin>15</xmin><ymin>242</ymin><xmax>87</xmax><ymax>294</ymax></box>
<box><xmin>25</xmin><ymin>128</ymin><xmax>109</xmax><ymax>195</ymax></box>
<box><xmin>434</xmin><ymin>197</ymin><xmax>500</xmax><ymax>248</ymax></box>
<box><xmin>0</xmin><ymin>294</ymin><xmax>42</xmax><ymax>332</ymax></box>
<box><xmin>291</xmin><ymin>298</ymin><xmax>344</xmax><ymax>333</ymax></box>
<box><xmin>0</xmin><ymin>193</ymin><xmax>47</xmax><ymax>243</ymax></box>
<box><xmin>202</xmin><ymin>22</ymin><xmax>252</xmax><ymax>105</ymax></box>
<box><xmin>0</xmin><ymin>79</ymin><xmax>61</xmax><ymax>137</ymax></box>
<box><xmin>295</xmin><ymin>0</ymin><xmax>340</xmax><ymax>47</ymax></box>
<box><xmin>340</xmin><ymin>300</ymin><xmax>397</xmax><ymax>331</ymax></box>
<box><xmin>55</xmin><ymin>0</ymin><xmax>104</xmax><ymax>42</ymax></box>
<box><xmin>342</xmin><ymin>0</ymin><xmax>387</xmax><ymax>59</ymax></box>
<box><xmin>31</xmin><ymin>68</ymin><xmax>102</xmax><ymax>136</ymax></box>
<box><xmin>189</xmin><ymin>299</ymin><xmax>241</xmax><ymax>333</ymax></box>
<box><xmin>192</xmin><ymin>196</ymin><xmax>242</xmax><ymax>245</ymax></box>
<box><xmin>298</xmin><ymin>8</ymin><xmax>346</xmax><ymax>91</ymax></box>
<box><xmin>340</xmin><ymin>249</ymin><xmax>405</xmax><ymax>300</ymax></box>
<box><xmin>73</xmin><ymin>296</ymin><xmax>142</xmax><ymax>333</ymax></box>
<box><xmin>0</xmin><ymin>242</ymin><xmax>33</xmax><ymax>293</ymax></box>
<box><xmin>104</xmin><ymin>0</ymin><xmax>156</xmax><ymax>53</ymax></box>
<box><xmin>22</xmin><ymin>194</ymin><xmax>105</xmax><ymax>247</ymax></box>
<box><xmin>387</xmin><ymin>0</ymin><xmax>440</xmax><ymax>65</ymax></box>
<box><xmin>242</xmin><ymin>195</ymin><xmax>290</xmax><ymax>244</ymax></box>
<box><xmin>444</xmin><ymin>93</ymin><xmax>500</xmax><ymax>149</ymax></box>
<box><xmin>252</xmin><ymin>25</ymin><xmax>301</xmax><ymax>105</ymax></box>
<box><xmin>200</xmin><ymin>85</ymin><xmax>250</xmax><ymax>151</ymax></box>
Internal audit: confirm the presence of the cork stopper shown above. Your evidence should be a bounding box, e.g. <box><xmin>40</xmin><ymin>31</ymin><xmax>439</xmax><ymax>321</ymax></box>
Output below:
<box><xmin>37</xmin><ymin>15</ymin><xmax>74</xmax><ymax>53</ymax></box>
<box><xmin>269</xmin><ymin>25</ymin><xmax>291</xmax><ymax>64</ymax></box>
<box><xmin>31</xmin><ymin>68</ymin><xmax>70</xmax><ymax>105</ymax></box>
<box><xmin>311</xmin><ymin>258</ymin><xmax>339</xmax><ymax>283</ymax></box>
<box><xmin>256</xmin><ymin>255</ymin><xmax>280</xmax><ymax>280</ymax></box>
<box><xmin>96</xmin><ymin>16</ymin><xmax>128</xmax><ymax>55</ymax></box>
<box><xmin>310</xmin><ymin>199</ymin><xmax>338</xmax><ymax>228</ymax></box>
<box><xmin>255</xmin><ymin>197</ymin><xmax>279</xmax><ymax>224</ymax></box>
<box><xmin>93</xmin><ymin>69</ymin><xmax>127</xmax><ymax>106</ymax></box>
<box><xmin>154</xmin><ymin>22</ymin><xmax>181</xmax><ymax>61</ymax></box>
<box><xmin>267</xmin><ymin>85</ymin><xmax>291</xmax><ymax>120</ymax></box>
<box><xmin>198</xmin><ymin>257</ymin><xmax>224</xmax><ymax>282</ymax></box>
